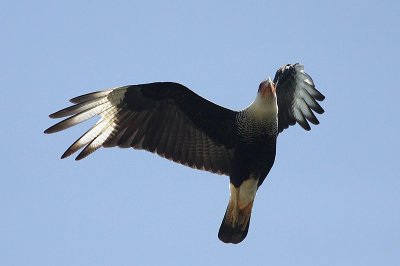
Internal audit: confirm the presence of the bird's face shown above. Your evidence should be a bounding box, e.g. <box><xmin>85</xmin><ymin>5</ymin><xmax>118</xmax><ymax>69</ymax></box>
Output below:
<box><xmin>247</xmin><ymin>77</ymin><xmax>278</xmax><ymax>119</ymax></box>
<box><xmin>258</xmin><ymin>78</ymin><xmax>276</xmax><ymax>100</ymax></box>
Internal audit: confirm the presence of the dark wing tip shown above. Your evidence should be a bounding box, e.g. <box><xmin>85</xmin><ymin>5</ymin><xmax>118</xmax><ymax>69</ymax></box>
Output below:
<box><xmin>310</xmin><ymin>102</ymin><xmax>324</xmax><ymax>115</ymax></box>
<box><xmin>75</xmin><ymin>155</ymin><xmax>84</xmax><ymax>161</ymax></box>
<box><xmin>75</xmin><ymin>150</ymin><xmax>89</xmax><ymax>160</ymax></box>
<box><xmin>276</xmin><ymin>63</ymin><xmax>325</xmax><ymax>132</ymax></box>
<box><xmin>44</xmin><ymin>125</ymin><xmax>58</xmax><ymax>134</ymax></box>
<box><xmin>49</xmin><ymin>112</ymin><xmax>59</xmax><ymax>119</ymax></box>
<box><xmin>314</xmin><ymin>89</ymin><xmax>326</xmax><ymax>102</ymax></box>
<box><xmin>61</xmin><ymin>149</ymin><xmax>72</xmax><ymax>159</ymax></box>
<box><xmin>296</xmin><ymin>113</ymin><xmax>311</xmax><ymax>131</ymax></box>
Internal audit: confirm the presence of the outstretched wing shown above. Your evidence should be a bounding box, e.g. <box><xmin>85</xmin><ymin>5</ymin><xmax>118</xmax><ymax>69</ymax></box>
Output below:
<box><xmin>44</xmin><ymin>82</ymin><xmax>238</xmax><ymax>175</ymax></box>
<box><xmin>273</xmin><ymin>63</ymin><xmax>325</xmax><ymax>132</ymax></box>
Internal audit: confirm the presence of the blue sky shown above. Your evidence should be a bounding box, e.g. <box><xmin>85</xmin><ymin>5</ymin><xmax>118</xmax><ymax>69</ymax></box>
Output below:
<box><xmin>1</xmin><ymin>0</ymin><xmax>399</xmax><ymax>265</ymax></box>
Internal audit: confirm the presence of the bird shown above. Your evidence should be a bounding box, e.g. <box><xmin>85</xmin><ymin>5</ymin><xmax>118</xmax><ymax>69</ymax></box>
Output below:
<box><xmin>44</xmin><ymin>63</ymin><xmax>325</xmax><ymax>244</ymax></box>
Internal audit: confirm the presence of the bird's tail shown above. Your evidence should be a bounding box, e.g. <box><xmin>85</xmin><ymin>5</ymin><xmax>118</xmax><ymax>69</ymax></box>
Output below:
<box><xmin>218</xmin><ymin>199</ymin><xmax>253</xmax><ymax>244</ymax></box>
<box><xmin>218</xmin><ymin>181</ymin><xmax>257</xmax><ymax>244</ymax></box>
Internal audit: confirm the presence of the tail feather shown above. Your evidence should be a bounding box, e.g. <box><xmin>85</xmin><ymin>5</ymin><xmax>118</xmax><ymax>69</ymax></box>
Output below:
<box><xmin>218</xmin><ymin>199</ymin><xmax>254</xmax><ymax>244</ymax></box>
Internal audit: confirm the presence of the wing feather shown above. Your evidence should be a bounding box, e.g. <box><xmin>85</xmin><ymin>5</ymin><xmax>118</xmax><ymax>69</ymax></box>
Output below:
<box><xmin>298</xmin><ymin>87</ymin><xmax>324</xmax><ymax>114</ymax></box>
<box><xmin>164</xmin><ymin>110</ymin><xmax>179</xmax><ymax>159</ymax></box>
<box><xmin>154</xmin><ymin>109</ymin><xmax>174</xmax><ymax>156</ymax></box>
<box><xmin>69</xmin><ymin>89</ymin><xmax>114</xmax><ymax>104</ymax></box>
<box><xmin>62</xmin><ymin>117</ymin><xmax>111</xmax><ymax>158</ymax></box>
<box><xmin>274</xmin><ymin>64</ymin><xmax>325</xmax><ymax>132</ymax></box>
<box><xmin>45</xmin><ymin>82</ymin><xmax>237</xmax><ymax>175</ymax></box>
<box><xmin>44</xmin><ymin>102</ymin><xmax>113</xmax><ymax>133</ymax></box>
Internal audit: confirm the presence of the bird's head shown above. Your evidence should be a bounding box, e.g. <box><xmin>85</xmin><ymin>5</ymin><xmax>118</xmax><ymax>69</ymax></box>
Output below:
<box><xmin>258</xmin><ymin>77</ymin><xmax>276</xmax><ymax>100</ymax></box>
<box><xmin>246</xmin><ymin>77</ymin><xmax>278</xmax><ymax>119</ymax></box>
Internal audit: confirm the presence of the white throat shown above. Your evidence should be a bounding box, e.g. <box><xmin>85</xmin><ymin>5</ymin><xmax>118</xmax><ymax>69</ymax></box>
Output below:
<box><xmin>245</xmin><ymin>94</ymin><xmax>278</xmax><ymax>122</ymax></box>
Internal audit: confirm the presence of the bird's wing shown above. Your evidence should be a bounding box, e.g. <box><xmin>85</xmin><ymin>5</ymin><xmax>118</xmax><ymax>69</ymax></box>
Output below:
<box><xmin>273</xmin><ymin>63</ymin><xmax>325</xmax><ymax>132</ymax></box>
<box><xmin>44</xmin><ymin>82</ymin><xmax>237</xmax><ymax>175</ymax></box>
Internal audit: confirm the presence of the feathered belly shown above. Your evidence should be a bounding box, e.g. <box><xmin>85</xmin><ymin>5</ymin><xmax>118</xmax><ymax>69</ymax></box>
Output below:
<box><xmin>230</xmin><ymin>137</ymin><xmax>276</xmax><ymax>186</ymax></box>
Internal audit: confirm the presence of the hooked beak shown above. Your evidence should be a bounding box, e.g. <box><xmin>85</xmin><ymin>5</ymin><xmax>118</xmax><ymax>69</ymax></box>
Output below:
<box><xmin>258</xmin><ymin>77</ymin><xmax>276</xmax><ymax>98</ymax></box>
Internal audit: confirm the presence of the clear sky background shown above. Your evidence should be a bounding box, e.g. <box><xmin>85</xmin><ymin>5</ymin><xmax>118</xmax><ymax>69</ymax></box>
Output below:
<box><xmin>1</xmin><ymin>1</ymin><xmax>399</xmax><ymax>265</ymax></box>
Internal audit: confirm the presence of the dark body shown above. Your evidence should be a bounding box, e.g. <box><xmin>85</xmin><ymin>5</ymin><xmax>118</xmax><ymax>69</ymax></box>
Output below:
<box><xmin>231</xmin><ymin>126</ymin><xmax>277</xmax><ymax>188</ymax></box>
<box><xmin>218</xmin><ymin>113</ymin><xmax>278</xmax><ymax>243</ymax></box>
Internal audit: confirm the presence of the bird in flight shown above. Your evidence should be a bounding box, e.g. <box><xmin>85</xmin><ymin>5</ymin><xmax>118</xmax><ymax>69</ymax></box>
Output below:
<box><xmin>45</xmin><ymin>63</ymin><xmax>325</xmax><ymax>244</ymax></box>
